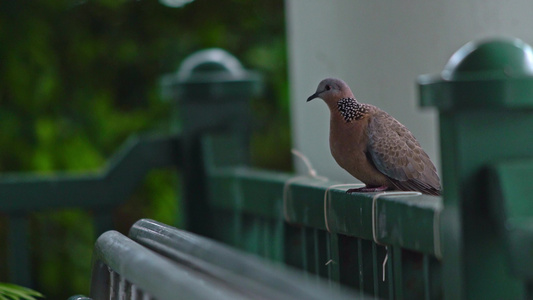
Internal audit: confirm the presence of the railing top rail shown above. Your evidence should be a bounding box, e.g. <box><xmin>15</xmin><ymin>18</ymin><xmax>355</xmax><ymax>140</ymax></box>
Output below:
<box><xmin>0</xmin><ymin>134</ymin><xmax>180</xmax><ymax>213</ymax></box>
<box><xmin>91</xmin><ymin>230</ymin><xmax>246</xmax><ymax>300</ymax></box>
<box><xmin>129</xmin><ymin>219</ymin><xmax>362</xmax><ymax>300</ymax></box>
<box><xmin>208</xmin><ymin>161</ymin><xmax>442</xmax><ymax>256</ymax></box>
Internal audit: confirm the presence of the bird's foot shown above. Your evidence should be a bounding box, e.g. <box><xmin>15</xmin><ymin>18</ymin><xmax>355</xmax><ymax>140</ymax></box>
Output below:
<box><xmin>346</xmin><ymin>186</ymin><xmax>390</xmax><ymax>194</ymax></box>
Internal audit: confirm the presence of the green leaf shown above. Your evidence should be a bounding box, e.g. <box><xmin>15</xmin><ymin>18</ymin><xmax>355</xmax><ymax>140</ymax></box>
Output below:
<box><xmin>0</xmin><ymin>283</ymin><xmax>44</xmax><ymax>300</ymax></box>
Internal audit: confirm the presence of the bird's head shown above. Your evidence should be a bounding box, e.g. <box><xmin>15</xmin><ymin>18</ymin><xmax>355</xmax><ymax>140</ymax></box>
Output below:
<box><xmin>306</xmin><ymin>78</ymin><xmax>354</xmax><ymax>105</ymax></box>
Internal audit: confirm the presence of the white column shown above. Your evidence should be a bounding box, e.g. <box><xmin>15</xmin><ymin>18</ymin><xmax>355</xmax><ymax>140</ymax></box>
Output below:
<box><xmin>286</xmin><ymin>0</ymin><xmax>533</xmax><ymax>181</ymax></box>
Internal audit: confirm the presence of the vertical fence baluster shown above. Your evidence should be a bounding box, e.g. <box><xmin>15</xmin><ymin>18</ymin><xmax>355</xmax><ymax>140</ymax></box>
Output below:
<box><xmin>131</xmin><ymin>284</ymin><xmax>139</xmax><ymax>300</ymax></box>
<box><xmin>301</xmin><ymin>228</ymin><xmax>308</xmax><ymax>276</ymax></box>
<box><xmin>274</xmin><ymin>215</ymin><xmax>284</xmax><ymax>262</ymax></box>
<box><xmin>326</xmin><ymin>233</ymin><xmax>340</xmax><ymax>285</ymax></box>
<box><xmin>326</xmin><ymin>233</ymin><xmax>332</xmax><ymax>284</ymax></box>
<box><xmin>313</xmin><ymin>229</ymin><xmax>320</xmax><ymax>280</ymax></box>
<box><xmin>358</xmin><ymin>238</ymin><xmax>365</xmax><ymax>298</ymax></box>
<box><xmin>372</xmin><ymin>242</ymin><xmax>379</xmax><ymax>297</ymax></box>
<box><xmin>233</xmin><ymin>210</ymin><xmax>242</xmax><ymax>248</ymax></box>
<box><xmin>109</xmin><ymin>270</ymin><xmax>118</xmax><ymax>299</ymax></box>
<box><xmin>393</xmin><ymin>246</ymin><xmax>403</xmax><ymax>300</ymax></box>
<box><xmin>232</xmin><ymin>180</ymin><xmax>243</xmax><ymax>248</ymax></box>
<box><xmin>119</xmin><ymin>276</ymin><xmax>127</xmax><ymax>299</ymax></box>
<box><xmin>262</xmin><ymin>218</ymin><xmax>270</xmax><ymax>258</ymax></box>
<box><xmin>251</xmin><ymin>217</ymin><xmax>261</xmax><ymax>255</ymax></box>
<box><xmin>386</xmin><ymin>246</ymin><xmax>394</xmax><ymax>300</ymax></box>
<box><xmin>423</xmin><ymin>254</ymin><xmax>431</xmax><ymax>300</ymax></box>
<box><xmin>526</xmin><ymin>282</ymin><xmax>533</xmax><ymax>300</ymax></box>
<box><xmin>8</xmin><ymin>214</ymin><xmax>31</xmax><ymax>287</ymax></box>
<box><xmin>93</xmin><ymin>210</ymin><xmax>114</xmax><ymax>238</ymax></box>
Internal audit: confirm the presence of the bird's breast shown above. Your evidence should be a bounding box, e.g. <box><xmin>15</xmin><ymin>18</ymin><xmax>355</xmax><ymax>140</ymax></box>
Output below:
<box><xmin>329</xmin><ymin>116</ymin><xmax>387</xmax><ymax>185</ymax></box>
<box><xmin>330</xmin><ymin>119</ymin><xmax>363</xmax><ymax>165</ymax></box>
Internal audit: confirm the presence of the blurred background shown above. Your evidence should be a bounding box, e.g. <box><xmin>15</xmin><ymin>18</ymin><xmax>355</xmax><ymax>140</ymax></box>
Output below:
<box><xmin>288</xmin><ymin>0</ymin><xmax>533</xmax><ymax>182</ymax></box>
<box><xmin>3</xmin><ymin>0</ymin><xmax>533</xmax><ymax>298</ymax></box>
<box><xmin>0</xmin><ymin>1</ymin><xmax>290</xmax><ymax>298</ymax></box>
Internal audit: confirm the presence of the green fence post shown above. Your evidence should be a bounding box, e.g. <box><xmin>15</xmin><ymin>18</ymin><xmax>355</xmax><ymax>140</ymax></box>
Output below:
<box><xmin>161</xmin><ymin>49</ymin><xmax>261</xmax><ymax>235</ymax></box>
<box><xmin>419</xmin><ymin>37</ymin><xmax>533</xmax><ymax>299</ymax></box>
<box><xmin>7</xmin><ymin>214</ymin><xmax>31</xmax><ymax>287</ymax></box>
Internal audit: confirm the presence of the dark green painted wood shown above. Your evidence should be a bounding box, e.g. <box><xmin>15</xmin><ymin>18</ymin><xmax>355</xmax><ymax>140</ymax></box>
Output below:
<box><xmin>488</xmin><ymin>160</ymin><xmax>533</xmax><ymax>281</ymax></box>
<box><xmin>163</xmin><ymin>49</ymin><xmax>261</xmax><ymax>236</ymax></box>
<box><xmin>376</xmin><ymin>245</ymin><xmax>390</xmax><ymax>299</ymax></box>
<box><xmin>400</xmin><ymin>250</ymin><xmax>428</xmax><ymax>300</ymax></box>
<box><xmin>0</xmin><ymin>134</ymin><xmax>179</xmax><ymax>286</ymax></box>
<box><xmin>359</xmin><ymin>239</ymin><xmax>376</xmax><ymax>296</ymax></box>
<box><xmin>0</xmin><ymin>134</ymin><xmax>180</xmax><ymax>212</ymax></box>
<box><xmin>372</xmin><ymin>243</ymin><xmax>379</xmax><ymax>296</ymax></box>
<box><xmin>313</xmin><ymin>230</ymin><xmax>320</xmax><ymax>280</ymax></box>
<box><xmin>423</xmin><ymin>255</ymin><xmax>430</xmax><ymax>300</ymax></box>
<box><xmin>419</xmin><ymin>37</ymin><xmax>533</xmax><ymax>299</ymax></box>
<box><xmin>93</xmin><ymin>210</ymin><xmax>114</xmax><ymax>237</ymax></box>
<box><xmin>386</xmin><ymin>246</ymin><xmax>393</xmax><ymax>300</ymax></box>
<box><xmin>203</xmin><ymin>133</ymin><xmax>442</xmax><ymax>297</ymax></box>
<box><xmin>392</xmin><ymin>246</ymin><xmax>403</xmax><ymax>300</ymax></box>
<box><xmin>233</xmin><ymin>209</ymin><xmax>243</xmax><ymax>248</ymax></box>
<box><xmin>527</xmin><ymin>282</ymin><xmax>533</xmax><ymax>300</ymax></box>
<box><xmin>274</xmin><ymin>215</ymin><xmax>285</xmax><ymax>262</ymax></box>
<box><xmin>419</xmin><ymin>38</ymin><xmax>533</xmax><ymax>111</ymax></box>
<box><xmin>7</xmin><ymin>215</ymin><xmax>30</xmax><ymax>287</ymax></box>
<box><xmin>207</xmin><ymin>165</ymin><xmax>441</xmax><ymax>256</ymax></box>
<box><xmin>211</xmin><ymin>210</ymin><xmax>236</xmax><ymax>247</ymax></box>
<box><xmin>261</xmin><ymin>218</ymin><xmax>270</xmax><ymax>258</ymax></box>
<box><xmin>315</xmin><ymin>230</ymin><xmax>328</xmax><ymax>279</ymax></box>
<box><xmin>358</xmin><ymin>238</ymin><xmax>365</xmax><ymax>297</ymax></box>
<box><xmin>326</xmin><ymin>233</ymin><xmax>340</xmax><ymax>284</ymax></box>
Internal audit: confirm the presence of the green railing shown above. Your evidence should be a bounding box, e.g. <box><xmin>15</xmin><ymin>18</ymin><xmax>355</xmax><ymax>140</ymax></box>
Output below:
<box><xmin>77</xmin><ymin>218</ymin><xmax>360</xmax><ymax>299</ymax></box>
<box><xmin>195</xmin><ymin>39</ymin><xmax>533</xmax><ymax>299</ymax></box>
<box><xmin>2</xmin><ymin>40</ymin><xmax>533</xmax><ymax>299</ymax></box>
<box><xmin>200</xmin><ymin>134</ymin><xmax>442</xmax><ymax>299</ymax></box>
<box><xmin>0</xmin><ymin>134</ymin><xmax>180</xmax><ymax>286</ymax></box>
<box><xmin>419</xmin><ymin>38</ymin><xmax>533</xmax><ymax>299</ymax></box>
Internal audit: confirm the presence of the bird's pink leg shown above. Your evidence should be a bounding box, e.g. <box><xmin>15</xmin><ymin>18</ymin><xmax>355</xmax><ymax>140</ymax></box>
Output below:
<box><xmin>346</xmin><ymin>186</ymin><xmax>390</xmax><ymax>193</ymax></box>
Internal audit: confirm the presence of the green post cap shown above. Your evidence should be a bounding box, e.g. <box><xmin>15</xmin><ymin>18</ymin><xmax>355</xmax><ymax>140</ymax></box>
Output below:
<box><xmin>161</xmin><ymin>48</ymin><xmax>262</xmax><ymax>102</ymax></box>
<box><xmin>443</xmin><ymin>38</ymin><xmax>533</xmax><ymax>80</ymax></box>
<box><xmin>419</xmin><ymin>37</ymin><xmax>533</xmax><ymax>110</ymax></box>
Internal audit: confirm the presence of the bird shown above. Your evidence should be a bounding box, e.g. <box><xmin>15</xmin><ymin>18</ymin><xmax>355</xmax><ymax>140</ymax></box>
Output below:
<box><xmin>307</xmin><ymin>78</ymin><xmax>441</xmax><ymax>196</ymax></box>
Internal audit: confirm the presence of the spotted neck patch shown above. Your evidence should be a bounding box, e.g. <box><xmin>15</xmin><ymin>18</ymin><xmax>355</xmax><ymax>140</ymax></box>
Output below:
<box><xmin>337</xmin><ymin>98</ymin><xmax>368</xmax><ymax>122</ymax></box>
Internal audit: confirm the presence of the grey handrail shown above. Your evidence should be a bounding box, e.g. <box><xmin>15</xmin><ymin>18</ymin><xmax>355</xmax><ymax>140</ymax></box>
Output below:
<box><xmin>90</xmin><ymin>230</ymin><xmax>247</xmax><ymax>300</ymax></box>
<box><xmin>129</xmin><ymin>219</ymin><xmax>362</xmax><ymax>300</ymax></box>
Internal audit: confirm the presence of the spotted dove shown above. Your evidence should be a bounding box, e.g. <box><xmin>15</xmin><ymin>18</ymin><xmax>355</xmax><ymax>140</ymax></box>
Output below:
<box><xmin>307</xmin><ymin>78</ymin><xmax>441</xmax><ymax>196</ymax></box>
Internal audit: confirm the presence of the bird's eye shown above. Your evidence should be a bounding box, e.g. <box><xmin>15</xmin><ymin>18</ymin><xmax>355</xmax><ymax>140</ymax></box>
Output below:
<box><xmin>325</xmin><ymin>85</ymin><xmax>331</xmax><ymax>91</ymax></box>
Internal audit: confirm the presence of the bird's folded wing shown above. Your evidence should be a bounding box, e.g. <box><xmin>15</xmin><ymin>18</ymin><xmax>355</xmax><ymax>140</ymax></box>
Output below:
<box><xmin>366</xmin><ymin>111</ymin><xmax>441</xmax><ymax>194</ymax></box>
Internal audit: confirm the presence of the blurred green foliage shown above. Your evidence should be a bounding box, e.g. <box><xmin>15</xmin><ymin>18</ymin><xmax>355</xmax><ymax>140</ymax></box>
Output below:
<box><xmin>0</xmin><ymin>0</ymin><xmax>289</xmax><ymax>298</ymax></box>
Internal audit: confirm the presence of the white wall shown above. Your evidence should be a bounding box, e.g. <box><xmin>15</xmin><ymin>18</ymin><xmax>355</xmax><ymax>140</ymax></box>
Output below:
<box><xmin>286</xmin><ymin>0</ymin><xmax>533</xmax><ymax>182</ymax></box>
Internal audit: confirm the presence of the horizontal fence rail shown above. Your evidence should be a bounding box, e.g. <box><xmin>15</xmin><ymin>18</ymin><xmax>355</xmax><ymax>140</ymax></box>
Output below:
<box><xmin>203</xmin><ymin>135</ymin><xmax>443</xmax><ymax>299</ymax></box>
<box><xmin>0</xmin><ymin>134</ymin><xmax>180</xmax><ymax>212</ymax></box>
<box><xmin>91</xmin><ymin>231</ymin><xmax>246</xmax><ymax>300</ymax></box>
<box><xmin>73</xmin><ymin>220</ymin><xmax>364</xmax><ymax>299</ymax></box>
<box><xmin>127</xmin><ymin>219</ymin><xmax>362</xmax><ymax>300</ymax></box>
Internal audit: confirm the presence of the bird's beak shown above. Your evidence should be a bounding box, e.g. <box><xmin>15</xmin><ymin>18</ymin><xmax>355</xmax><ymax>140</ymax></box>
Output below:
<box><xmin>307</xmin><ymin>92</ymin><xmax>319</xmax><ymax>102</ymax></box>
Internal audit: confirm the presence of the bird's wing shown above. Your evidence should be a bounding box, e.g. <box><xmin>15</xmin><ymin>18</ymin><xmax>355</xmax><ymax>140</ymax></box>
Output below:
<box><xmin>366</xmin><ymin>110</ymin><xmax>441</xmax><ymax>195</ymax></box>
